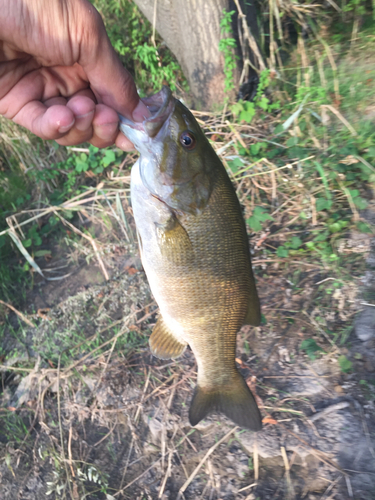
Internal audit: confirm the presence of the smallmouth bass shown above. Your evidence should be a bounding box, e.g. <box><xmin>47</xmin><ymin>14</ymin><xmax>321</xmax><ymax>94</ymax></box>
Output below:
<box><xmin>120</xmin><ymin>87</ymin><xmax>262</xmax><ymax>431</ymax></box>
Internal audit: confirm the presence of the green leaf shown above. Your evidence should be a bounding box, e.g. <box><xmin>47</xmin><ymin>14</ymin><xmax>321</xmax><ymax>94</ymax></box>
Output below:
<box><xmin>338</xmin><ymin>355</ymin><xmax>352</xmax><ymax>373</ymax></box>
<box><xmin>239</xmin><ymin>107</ymin><xmax>256</xmax><ymax>123</ymax></box>
<box><xmin>290</xmin><ymin>236</ymin><xmax>302</xmax><ymax>249</ymax></box>
<box><xmin>227</xmin><ymin>157</ymin><xmax>244</xmax><ymax>173</ymax></box>
<box><xmin>314</xmin><ymin>161</ymin><xmax>331</xmax><ymax>199</ymax></box>
<box><xmin>273</xmin><ymin>124</ymin><xmax>284</xmax><ymax>135</ymax></box>
<box><xmin>356</xmin><ymin>221</ymin><xmax>372</xmax><ymax>233</ymax></box>
<box><xmin>253</xmin><ymin>206</ymin><xmax>273</xmax><ymax>221</ymax></box>
<box><xmin>23</xmin><ymin>238</ymin><xmax>32</xmax><ymax>248</ymax></box>
<box><xmin>33</xmin><ymin>236</ymin><xmax>42</xmax><ymax>246</ymax></box>
<box><xmin>277</xmin><ymin>246</ymin><xmax>289</xmax><ymax>258</ymax></box>
<box><xmin>368</xmin><ymin>146</ymin><xmax>375</xmax><ymax>157</ymax></box>
<box><xmin>348</xmin><ymin>189</ymin><xmax>359</xmax><ymax>198</ymax></box>
<box><xmin>329</xmin><ymin>222</ymin><xmax>342</xmax><ymax>233</ymax></box>
<box><xmin>301</xmin><ymin>338</ymin><xmax>325</xmax><ymax>360</ymax></box>
<box><xmin>250</xmin><ymin>143</ymin><xmax>261</xmax><ymax>156</ymax></box>
<box><xmin>286</xmin><ymin>137</ymin><xmax>298</xmax><ymax>147</ymax></box>
<box><xmin>353</xmin><ymin>197</ymin><xmax>368</xmax><ymax>209</ymax></box>
<box><xmin>34</xmin><ymin>250</ymin><xmax>52</xmax><ymax>257</ymax></box>
<box><xmin>316</xmin><ymin>198</ymin><xmax>332</xmax><ymax>212</ymax></box>
<box><xmin>102</xmin><ymin>149</ymin><xmax>116</xmax><ymax>167</ymax></box>
<box><xmin>258</xmin><ymin>97</ymin><xmax>269</xmax><ymax>110</ymax></box>
<box><xmin>247</xmin><ymin>217</ymin><xmax>262</xmax><ymax>232</ymax></box>
<box><xmin>246</xmin><ymin>207</ymin><xmax>273</xmax><ymax>231</ymax></box>
<box><xmin>231</xmin><ymin>102</ymin><xmax>244</xmax><ymax>117</ymax></box>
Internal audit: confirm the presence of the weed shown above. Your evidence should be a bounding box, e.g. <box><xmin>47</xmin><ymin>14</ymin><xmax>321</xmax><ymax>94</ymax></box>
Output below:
<box><xmin>219</xmin><ymin>9</ymin><xmax>239</xmax><ymax>94</ymax></box>
<box><xmin>276</xmin><ymin>236</ymin><xmax>303</xmax><ymax>258</ymax></box>
<box><xmin>301</xmin><ymin>339</ymin><xmax>326</xmax><ymax>360</ymax></box>
<box><xmin>338</xmin><ymin>355</ymin><xmax>353</xmax><ymax>373</ymax></box>
<box><xmin>247</xmin><ymin>207</ymin><xmax>273</xmax><ymax>232</ymax></box>
<box><xmin>0</xmin><ymin>412</ymin><xmax>29</xmax><ymax>446</ymax></box>
<box><xmin>231</xmin><ymin>70</ymin><xmax>280</xmax><ymax>123</ymax></box>
<box><xmin>41</xmin><ymin>444</ymin><xmax>110</xmax><ymax>498</ymax></box>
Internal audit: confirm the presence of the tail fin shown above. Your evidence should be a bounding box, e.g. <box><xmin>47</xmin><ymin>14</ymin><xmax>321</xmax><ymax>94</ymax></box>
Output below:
<box><xmin>189</xmin><ymin>371</ymin><xmax>262</xmax><ymax>431</ymax></box>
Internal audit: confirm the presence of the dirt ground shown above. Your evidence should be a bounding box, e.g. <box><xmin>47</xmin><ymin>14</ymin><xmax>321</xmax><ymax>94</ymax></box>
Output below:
<box><xmin>1</xmin><ymin>208</ymin><xmax>375</xmax><ymax>500</ymax></box>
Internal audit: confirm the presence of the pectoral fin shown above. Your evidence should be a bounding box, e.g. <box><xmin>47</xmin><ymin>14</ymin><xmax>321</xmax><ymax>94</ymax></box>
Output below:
<box><xmin>149</xmin><ymin>316</ymin><xmax>187</xmax><ymax>360</ymax></box>
<box><xmin>155</xmin><ymin>215</ymin><xmax>194</xmax><ymax>263</ymax></box>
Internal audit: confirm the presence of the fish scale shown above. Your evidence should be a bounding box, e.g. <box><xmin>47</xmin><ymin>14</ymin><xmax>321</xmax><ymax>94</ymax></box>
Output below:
<box><xmin>120</xmin><ymin>87</ymin><xmax>262</xmax><ymax>431</ymax></box>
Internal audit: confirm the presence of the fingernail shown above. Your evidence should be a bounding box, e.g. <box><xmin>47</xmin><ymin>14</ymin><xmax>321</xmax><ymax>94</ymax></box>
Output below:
<box><xmin>58</xmin><ymin>119</ymin><xmax>75</xmax><ymax>134</ymax></box>
<box><xmin>132</xmin><ymin>100</ymin><xmax>151</xmax><ymax>122</ymax></box>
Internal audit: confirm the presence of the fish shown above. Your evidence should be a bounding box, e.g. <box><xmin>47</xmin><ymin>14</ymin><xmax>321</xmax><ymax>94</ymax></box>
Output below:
<box><xmin>119</xmin><ymin>87</ymin><xmax>262</xmax><ymax>431</ymax></box>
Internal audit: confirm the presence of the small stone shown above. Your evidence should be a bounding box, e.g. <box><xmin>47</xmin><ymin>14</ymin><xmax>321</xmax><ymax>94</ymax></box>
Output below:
<box><xmin>355</xmin><ymin>307</ymin><xmax>375</xmax><ymax>341</ymax></box>
<box><xmin>334</xmin><ymin>385</ymin><xmax>344</xmax><ymax>394</ymax></box>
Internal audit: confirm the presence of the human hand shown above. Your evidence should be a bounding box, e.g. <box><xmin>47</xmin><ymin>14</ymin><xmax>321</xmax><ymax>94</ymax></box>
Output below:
<box><xmin>0</xmin><ymin>0</ymin><xmax>148</xmax><ymax>150</ymax></box>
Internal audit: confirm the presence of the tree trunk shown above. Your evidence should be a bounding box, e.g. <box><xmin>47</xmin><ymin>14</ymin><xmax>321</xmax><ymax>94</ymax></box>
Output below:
<box><xmin>133</xmin><ymin>0</ymin><xmax>257</xmax><ymax>110</ymax></box>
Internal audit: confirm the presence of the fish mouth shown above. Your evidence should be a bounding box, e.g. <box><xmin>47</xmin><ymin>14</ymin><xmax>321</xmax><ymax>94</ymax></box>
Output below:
<box><xmin>119</xmin><ymin>86</ymin><xmax>175</xmax><ymax>144</ymax></box>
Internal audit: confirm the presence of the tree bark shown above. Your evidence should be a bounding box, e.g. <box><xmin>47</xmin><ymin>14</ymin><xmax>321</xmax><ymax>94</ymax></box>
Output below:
<box><xmin>133</xmin><ymin>0</ymin><xmax>235</xmax><ymax>110</ymax></box>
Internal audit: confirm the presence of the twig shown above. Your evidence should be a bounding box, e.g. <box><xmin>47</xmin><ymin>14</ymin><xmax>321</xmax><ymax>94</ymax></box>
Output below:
<box><xmin>338</xmin><ymin>181</ymin><xmax>360</xmax><ymax>221</ymax></box>
<box><xmin>279</xmin><ymin>423</ymin><xmax>344</xmax><ymax>473</ymax></box>
<box><xmin>54</xmin><ymin>212</ymin><xmax>109</xmax><ymax>281</ymax></box>
<box><xmin>308</xmin><ymin>402</ymin><xmax>350</xmax><ymax>423</ymax></box>
<box><xmin>320</xmin><ymin>475</ymin><xmax>343</xmax><ymax>499</ymax></box>
<box><xmin>177</xmin><ymin>427</ymin><xmax>239</xmax><ymax>499</ymax></box>
<box><xmin>68</xmin><ymin>425</ymin><xmax>75</xmax><ymax>477</ymax></box>
<box><xmin>134</xmin><ymin>368</ymin><xmax>151</xmax><ymax>423</ymax></box>
<box><xmin>158</xmin><ymin>450</ymin><xmax>172</xmax><ymax>498</ymax></box>
<box><xmin>119</xmin><ymin>437</ymin><xmax>134</xmax><ymax>491</ymax></box>
<box><xmin>345</xmin><ymin>475</ymin><xmax>353</xmax><ymax>497</ymax></box>
<box><xmin>114</xmin><ymin>457</ymin><xmax>162</xmax><ymax>496</ymax></box>
<box><xmin>254</xmin><ymin>439</ymin><xmax>259</xmax><ymax>481</ymax></box>
<box><xmin>233</xmin><ymin>0</ymin><xmax>266</xmax><ymax>71</ymax></box>
<box><xmin>151</xmin><ymin>0</ymin><xmax>158</xmax><ymax>47</ymax></box>
<box><xmin>321</xmin><ymin>105</ymin><xmax>357</xmax><ymax>137</ymax></box>
<box><xmin>57</xmin><ymin>355</ymin><xmax>74</xmax><ymax>499</ymax></box>
<box><xmin>93</xmin><ymin>423</ymin><xmax>116</xmax><ymax>447</ymax></box>
<box><xmin>0</xmin><ymin>299</ymin><xmax>35</xmax><ymax>328</ymax></box>
<box><xmin>237</xmin><ymin>482</ymin><xmax>256</xmax><ymax>493</ymax></box>
<box><xmin>281</xmin><ymin>446</ymin><xmax>295</xmax><ymax>499</ymax></box>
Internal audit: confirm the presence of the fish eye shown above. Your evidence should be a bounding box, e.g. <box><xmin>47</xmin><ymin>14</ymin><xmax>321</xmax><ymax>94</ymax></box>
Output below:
<box><xmin>179</xmin><ymin>131</ymin><xmax>196</xmax><ymax>150</ymax></box>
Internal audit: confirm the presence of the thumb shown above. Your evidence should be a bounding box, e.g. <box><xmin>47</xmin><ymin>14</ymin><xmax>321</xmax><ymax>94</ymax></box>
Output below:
<box><xmin>78</xmin><ymin>5</ymin><xmax>149</xmax><ymax>122</ymax></box>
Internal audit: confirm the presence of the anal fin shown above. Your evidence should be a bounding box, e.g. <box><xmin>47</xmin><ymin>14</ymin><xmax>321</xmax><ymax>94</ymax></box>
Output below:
<box><xmin>149</xmin><ymin>316</ymin><xmax>187</xmax><ymax>360</ymax></box>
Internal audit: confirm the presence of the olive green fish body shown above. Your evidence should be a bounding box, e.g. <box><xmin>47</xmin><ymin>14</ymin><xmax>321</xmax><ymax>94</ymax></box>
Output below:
<box><xmin>121</xmin><ymin>87</ymin><xmax>262</xmax><ymax>430</ymax></box>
